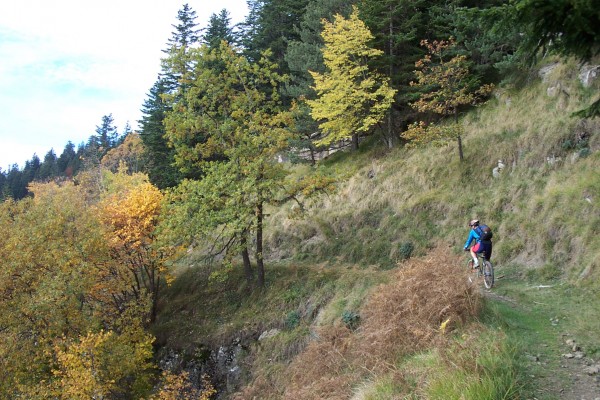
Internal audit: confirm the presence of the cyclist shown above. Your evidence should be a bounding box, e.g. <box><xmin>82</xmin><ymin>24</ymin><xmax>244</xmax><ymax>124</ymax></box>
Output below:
<box><xmin>463</xmin><ymin>219</ymin><xmax>492</xmax><ymax>267</ymax></box>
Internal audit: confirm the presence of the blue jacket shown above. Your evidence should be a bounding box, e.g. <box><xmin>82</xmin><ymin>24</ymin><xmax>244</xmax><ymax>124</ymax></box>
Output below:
<box><xmin>464</xmin><ymin>228</ymin><xmax>481</xmax><ymax>249</ymax></box>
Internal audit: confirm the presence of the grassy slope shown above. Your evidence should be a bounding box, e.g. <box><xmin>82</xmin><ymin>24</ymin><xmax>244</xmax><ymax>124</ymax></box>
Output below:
<box><xmin>153</xmin><ymin>57</ymin><xmax>600</xmax><ymax>398</ymax></box>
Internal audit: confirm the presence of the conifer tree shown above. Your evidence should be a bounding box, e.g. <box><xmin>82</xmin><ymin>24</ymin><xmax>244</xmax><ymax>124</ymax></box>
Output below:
<box><xmin>284</xmin><ymin>0</ymin><xmax>354</xmax><ymax>162</ymax></box>
<box><xmin>139</xmin><ymin>78</ymin><xmax>184</xmax><ymax>189</ymax></box>
<box><xmin>162</xmin><ymin>42</ymin><xmax>298</xmax><ymax>287</ymax></box>
<box><xmin>139</xmin><ymin>4</ymin><xmax>201</xmax><ymax>189</ymax></box>
<box><xmin>307</xmin><ymin>6</ymin><xmax>396</xmax><ymax>150</ymax></box>
<box><xmin>162</xmin><ymin>3</ymin><xmax>201</xmax><ymax>91</ymax></box>
<box><xmin>57</xmin><ymin>141</ymin><xmax>78</xmax><ymax>177</ymax></box>
<box><xmin>23</xmin><ymin>154</ymin><xmax>41</xmax><ymax>182</ymax></box>
<box><xmin>241</xmin><ymin>0</ymin><xmax>309</xmax><ymax>75</ymax></box>
<box><xmin>39</xmin><ymin>149</ymin><xmax>59</xmax><ymax>180</ymax></box>
<box><xmin>91</xmin><ymin>114</ymin><xmax>119</xmax><ymax>158</ymax></box>
<box><xmin>515</xmin><ymin>0</ymin><xmax>600</xmax><ymax>117</ymax></box>
<box><xmin>203</xmin><ymin>9</ymin><xmax>236</xmax><ymax>48</ymax></box>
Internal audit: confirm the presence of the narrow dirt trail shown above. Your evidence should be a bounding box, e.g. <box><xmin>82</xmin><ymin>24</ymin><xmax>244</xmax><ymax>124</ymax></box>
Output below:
<box><xmin>483</xmin><ymin>288</ymin><xmax>600</xmax><ymax>400</ymax></box>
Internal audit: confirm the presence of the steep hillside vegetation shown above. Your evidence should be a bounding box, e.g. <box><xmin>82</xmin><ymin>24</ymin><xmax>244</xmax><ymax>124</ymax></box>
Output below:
<box><xmin>264</xmin><ymin>56</ymin><xmax>600</xmax><ymax>282</ymax></box>
<box><xmin>153</xmin><ymin>57</ymin><xmax>600</xmax><ymax>398</ymax></box>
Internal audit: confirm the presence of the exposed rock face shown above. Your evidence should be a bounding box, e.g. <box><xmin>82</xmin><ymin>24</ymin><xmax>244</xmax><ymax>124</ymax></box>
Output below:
<box><xmin>538</xmin><ymin>63</ymin><xmax>560</xmax><ymax>82</ymax></box>
<box><xmin>579</xmin><ymin>64</ymin><xmax>600</xmax><ymax>87</ymax></box>
<box><xmin>157</xmin><ymin>337</ymin><xmax>251</xmax><ymax>398</ymax></box>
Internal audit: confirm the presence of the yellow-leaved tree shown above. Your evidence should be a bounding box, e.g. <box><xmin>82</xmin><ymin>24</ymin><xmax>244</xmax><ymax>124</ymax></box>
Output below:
<box><xmin>307</xmin><ymin>5</ymin><xmax>396</xmax><ymax>150</ymax></box>
<box><xmin>52</xmin><ymin>330</ymin><xmax>154</xmax><ymax>399</ymax></box>
<box><xmin>0</xmin><ymin>177</ymin><xmax>156</xmax><ymax>398</ymax></box>
<box><xmin>96</xmin><ymin>166</ymin><xmax>172</xmax><ymax>321</ymax></box>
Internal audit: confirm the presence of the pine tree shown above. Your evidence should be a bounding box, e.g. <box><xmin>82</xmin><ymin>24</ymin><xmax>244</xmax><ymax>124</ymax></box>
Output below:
<box><xmin>241</xmin><ymin>0</ymin><xmax>310</xmax><ymax>75</ymax></box>
<box><xmin>515</xmin><ymin>0</ymin><xmax>600</xmax><ymax>117</ymax></box>
<box><xmin>39</xmin><ymin>149</ymin><xmax>59</xmax><ymax>180</ymax></box>
<box><xmin>139</xmin><ymin>78</ymin><xmax>186</xmax><ymax>189</ymax></box>
<box><xmin>23</xmin><ymin>154</ymin><xmax>41</xmax><ymax>182</ymax></box>
<box><xmin>162</xmin><ymin>42</ymin><xmax>297</xmax><ymax>287</ymax></box>
<box><xmin>4</xmin><ymin>164</ymin><xmax>27</xmax><ymax>200</ymax></box>
<box><xmin>203</xmin><ymin>9</ymin><xmax>236</xmax><ymax>48</ymax></box>
<box><xmin>140</xmin><ymin>4</ymin><xmax>201</xmax><ymax>189</ymax></box>
<box><xmin>162</xmin><ymin>3</ymin><xmax>201</xmax><ymax>92</ymax></box>
<box><xmin>0</xmin><ymin>169</ymin><xmax>5</xmax><ymax>199</ymax></box>
<box><xmin>93</xmin><ymin>114</ymin><xmax>119</xmax><ymax>157</ymax></box>
<box><xmin>57</xmin><ymin>142</ymin><xmax>77</xmax><ymax>177</ymax></box>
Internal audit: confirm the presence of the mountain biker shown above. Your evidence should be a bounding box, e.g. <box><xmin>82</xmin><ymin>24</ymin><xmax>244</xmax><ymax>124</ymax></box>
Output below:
<box><xmin>463</xmin><ymin>219</ymin><xmax>492</xmax><ymax>267</ymax></box>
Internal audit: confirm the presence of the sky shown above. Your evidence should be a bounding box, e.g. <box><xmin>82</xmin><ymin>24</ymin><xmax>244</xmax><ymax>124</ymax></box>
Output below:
<box><xmin>0</xmin><ymin>0</ymin><xmax>249</xmax><ymax>170</ymax></box>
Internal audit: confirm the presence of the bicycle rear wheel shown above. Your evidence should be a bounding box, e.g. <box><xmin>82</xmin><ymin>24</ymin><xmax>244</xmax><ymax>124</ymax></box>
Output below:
<box><xmin>482</xmin><ymin>260</ymin><xmax>494</xmax><ymax>289</ymax></box>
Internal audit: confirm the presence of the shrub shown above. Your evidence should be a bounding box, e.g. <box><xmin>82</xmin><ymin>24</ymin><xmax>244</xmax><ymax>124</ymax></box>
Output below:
<box><xmin>286</xmin><ymin>311</ymin><xmax>301</xmax><ymax>329</ymax></box>
<box><xmin>398</xmin><ymin>241</ymin><xmax>415</xmax><ymax>260</ymax></box>
<box><xmin>341</xmin><ymin>310</ymin><xmax>360</xmax><ymax>330</ymax></box>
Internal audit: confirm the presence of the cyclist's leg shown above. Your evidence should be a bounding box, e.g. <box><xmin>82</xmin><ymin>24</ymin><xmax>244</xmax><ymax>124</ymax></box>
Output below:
<box><xmin>471</xmin><ymin>242</ymin><xmax>482</xmax><ymax>265</ymax></box>
<box><xmin>482</xmin><ymin>241</ymin><xmax>492</xmax><ymax>261</ymax></box>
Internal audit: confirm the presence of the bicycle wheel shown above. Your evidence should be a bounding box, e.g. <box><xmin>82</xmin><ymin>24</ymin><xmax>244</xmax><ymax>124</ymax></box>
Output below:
<box><xmin>482</xmin><ymin>260</ymin><xmax>494</xmax><ymax>289</ymax></box>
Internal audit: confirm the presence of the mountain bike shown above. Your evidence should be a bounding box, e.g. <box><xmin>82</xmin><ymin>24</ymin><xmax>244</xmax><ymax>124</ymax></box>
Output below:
<box><xmin>466</xmin><ymin>250</ymin><xmax>494</xmax><ymax>289</ymax></box>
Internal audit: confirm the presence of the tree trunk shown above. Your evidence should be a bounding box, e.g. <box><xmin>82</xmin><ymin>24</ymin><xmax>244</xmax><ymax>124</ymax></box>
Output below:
<box><xmin>352</xmin><ymin>133</ymin><xmax>359</xmax><ymax>151</ymax></box>
<box><xmin>240</xmin><ymin>235</ymin><xmax>253</xmax><ymax>283</ymax></box>
<box><xmin>309</xmin><ymin>146</ymin><xmax>317</xmax><ymax>165</ymax></box>
<box><xmin>454</xmin><ymin>110</ymin><xmax>464</xmax><ymax>162</ymax></box>
<box><xmin>255</xmin><ymin>202</ymin><xmax>265</xmax><ymax>287</ymax></box>
<box><xmin>387</xmin><ymin>6</ymin><xmax>395</xmax><ymax>149</ymax></box>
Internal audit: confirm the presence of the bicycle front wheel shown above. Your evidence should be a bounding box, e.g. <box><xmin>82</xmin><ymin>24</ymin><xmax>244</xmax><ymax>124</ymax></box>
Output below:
<box><xmin>466</xmin><ymin>259</ymin><xmax>475</xmax><ymax>270</ymax></box>
<box><xmin>482</xmin><ymin>260</ymin><xmax>494</xmax><ymax>289</ymax></box>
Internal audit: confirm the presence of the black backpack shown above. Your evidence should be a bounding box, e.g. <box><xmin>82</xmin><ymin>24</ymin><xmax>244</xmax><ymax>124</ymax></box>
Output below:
<box><xmin>477</xmin><ymin>224</ymin><xmax>493</xmax><ymax>241</ymax></box>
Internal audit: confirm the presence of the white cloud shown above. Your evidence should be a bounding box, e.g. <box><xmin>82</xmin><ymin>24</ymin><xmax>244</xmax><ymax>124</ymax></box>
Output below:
<box><xmin>0</xmin><ymin>0</ymin><xmax>248</xmax><ymax>169</ymax></box>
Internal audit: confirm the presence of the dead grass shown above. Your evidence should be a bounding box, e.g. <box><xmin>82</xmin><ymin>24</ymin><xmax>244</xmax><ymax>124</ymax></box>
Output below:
<box><xmin>355</xmin><ymin>247</ymin><xmax>481</xmax><ymax>370</ymax></box>
<box><xmin>233</xmin><ymin>247</ymin><xmax>481</xmax><ymax>399</ymax></box>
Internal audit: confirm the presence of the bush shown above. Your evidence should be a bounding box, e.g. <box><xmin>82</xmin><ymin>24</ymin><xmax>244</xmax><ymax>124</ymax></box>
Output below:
<box><xmin>286</xmin><ymin>311</ymin><xmax>301</xmax><ymax>329</ymax></box>
<box><xmin>399</xmin><ymin>241</ymin><xmax>414</xmax><ymax>260</ymax></box>
<box><xmin>341</xmin><ymin>310</ymin><xmax>360</xmax><ymax>330</ymax></box>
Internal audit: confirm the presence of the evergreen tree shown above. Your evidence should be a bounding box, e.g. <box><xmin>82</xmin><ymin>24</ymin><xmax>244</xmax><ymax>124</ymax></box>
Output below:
<box><xmin>94</xmin><ymin>114</ymin><xmax>119</xmax><ymax>153</ymax></box>
<box><xmin>119</xmin><ymin>121</ymin><xmax>132</xmax><ymax>146</ymax></box>
<box><xmin>162</xmin><ymin>3</ymin><xmax>201</xmax><ymax>91</ymax></box>
<box><xmin>241</xmin><ymin>0</ymin><xmax>310</xmax><ymax>75</ymax></box>
<box><xmin>162</xmin><ymin>42</ymin><xmax>299</xmax><ymax>287</ymax></box>
<box><xmin>39</xmin><ymin>149</ymin><xmax>59</xmax><ymax>180</ymax></box>
<box><xmin>4</xmin><ymin>164</ymin><xmax>27</xmax><ymax>200</ymax></box>
<box><xmin>139</xmin><ymin>78</ymin><xmax>184</xmax><ymax>189</ymax></box>
<box><xmin>140</xmin><ymin>4</ymin><xmax>201</xmax><ymax>189</ymax></box>
<box><xmin>0</xmin><ymin>168</ymin><xmax>5</xmax><ymax>197</ymax></box>
<box><xmin>57</xmin><ymin>141</ymin><xmax>80</xmax><ymax>178</ymax></box>
<box><xmin>358</xmin><ymin>0</ymin><xmax>431</xmax><ymax>145</ymax></box>
<box><xmin>23</xmin><ymin>154</ymin><xmax>41</xmax><ymax>182</ymax></box>
<box><xmin>515</xmin><ymin>0</ymin><xmax>600</xmax><ymax>117</ymax></box>
<box><xmin>203</xmin><ymin>9</ymin><xmax>236</xmax><ymax>49</ymax></box>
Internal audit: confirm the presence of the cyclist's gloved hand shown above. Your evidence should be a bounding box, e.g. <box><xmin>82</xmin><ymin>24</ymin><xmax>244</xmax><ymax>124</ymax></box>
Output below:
<box><xmin>464</xmin><ymin>247</ymin><xmax>469</xmax><ymax>251</ymax></box>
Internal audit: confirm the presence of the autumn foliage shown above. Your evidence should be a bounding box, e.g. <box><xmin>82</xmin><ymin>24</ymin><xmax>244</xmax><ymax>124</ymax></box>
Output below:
<box><xmin>307</xmin><ymin>6</ymin><xmax>396</xmax><ymax>148</ymax></box>
<box><xmin>403</xmin><ymin>38</ymin><xmax>494</xmax><ymax>160</ymax></box>
<box><xmin>0</xmin><ymin>171</ymin><xmax>188</xmax><ymax>398</ymax></box>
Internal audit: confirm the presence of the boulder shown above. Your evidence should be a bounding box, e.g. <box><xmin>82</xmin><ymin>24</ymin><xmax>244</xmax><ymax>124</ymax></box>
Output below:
<box><xmin>579</xmin><ymin>64</ymin><xmax>600</xmax><ymax>87</ymax></box>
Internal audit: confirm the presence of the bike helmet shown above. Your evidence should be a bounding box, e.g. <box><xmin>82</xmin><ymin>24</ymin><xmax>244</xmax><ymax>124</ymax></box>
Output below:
<box><xmin>469</xmin><ymin>219</ymin><xmax>479</xmax><ymax>227</ymax></box>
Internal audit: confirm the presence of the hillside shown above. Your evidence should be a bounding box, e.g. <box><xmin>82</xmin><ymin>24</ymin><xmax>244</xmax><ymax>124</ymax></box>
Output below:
<box><xmin>151</xmin><ymin>56</ymin><xmax>600</xmax><ymax>399</ymax></box>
